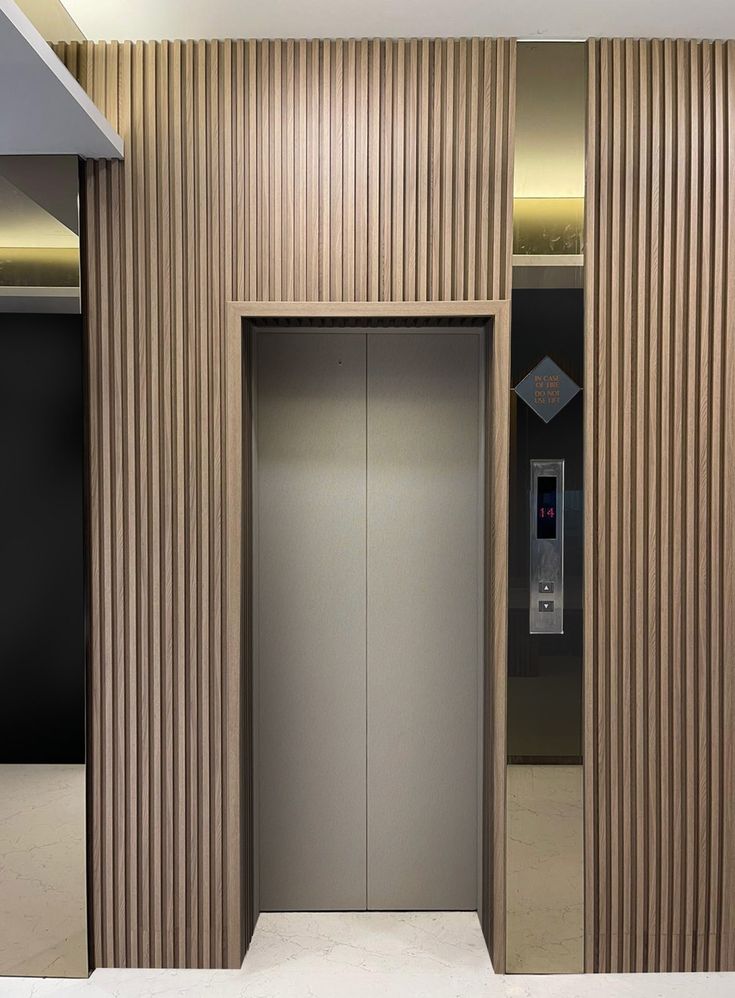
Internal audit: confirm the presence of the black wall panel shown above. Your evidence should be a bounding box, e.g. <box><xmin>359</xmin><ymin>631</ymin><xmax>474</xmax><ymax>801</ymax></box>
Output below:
<box><xmin>0</xmin><ymin>314</ymin><xmax>84</xmax><ymax>763</ymax></box>
<box><xmin>507</xmin><ymin>288</ymin><xmax>584</xmax><ymax>761</ymax></box>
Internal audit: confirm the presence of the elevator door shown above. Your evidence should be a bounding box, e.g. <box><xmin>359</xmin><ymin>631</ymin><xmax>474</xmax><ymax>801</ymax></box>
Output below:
<box><xmin>256</xmin><ymin>329</ymin><xmax>482</xmax><ymax>912</ymax></box>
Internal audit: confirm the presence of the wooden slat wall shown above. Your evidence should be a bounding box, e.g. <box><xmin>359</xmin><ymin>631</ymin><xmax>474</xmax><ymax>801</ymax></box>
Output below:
<box><xmin>585</xmin><ymin>37</ymin><xmax>735</xmax><ymax>973</ymax></box>
<box><xmin>56</xmin><ymin>38</ymin><xmax>516</xmax><ymax>969</ymax></box>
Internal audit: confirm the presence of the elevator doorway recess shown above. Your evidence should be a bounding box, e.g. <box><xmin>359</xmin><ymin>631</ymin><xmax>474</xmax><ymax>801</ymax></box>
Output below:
<box><xmin>222</xmin><ymin>301</ymin><xmax>510</xmax><ymax>970</ymax></box>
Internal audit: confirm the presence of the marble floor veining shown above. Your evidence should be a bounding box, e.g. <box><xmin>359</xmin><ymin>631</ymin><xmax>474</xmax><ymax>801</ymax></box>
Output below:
<box><xmin>0</xmin><ymin>912</ymin><xmax>733</xmax><ymax>998</ymax></box>
<box><xmin>0</xmin><ymin>766</ymin><xmax>87</xmax><ymax>979</ymax></box>
<box><xmin>1</xmin><ymin>912</ymin><xmax>497</xmax><ymax>998</ymax></box>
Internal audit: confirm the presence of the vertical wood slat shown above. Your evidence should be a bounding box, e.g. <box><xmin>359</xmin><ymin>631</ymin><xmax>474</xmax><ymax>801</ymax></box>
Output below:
<box><xmin>56</xmin><ymin>37</ymin><xmax>516</xmax><ymax>969</ymax></box>
<box><xmin>585</xmin><ymin>38</ymin><xmax>735</xmax><ymax>973</ymax></box>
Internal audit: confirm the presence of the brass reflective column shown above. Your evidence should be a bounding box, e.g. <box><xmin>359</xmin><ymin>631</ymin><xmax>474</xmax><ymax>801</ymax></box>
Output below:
<box><xmin>506</xmin><ymin>41</ymin><xmax>585</xmax><ymax>974</ymax></box>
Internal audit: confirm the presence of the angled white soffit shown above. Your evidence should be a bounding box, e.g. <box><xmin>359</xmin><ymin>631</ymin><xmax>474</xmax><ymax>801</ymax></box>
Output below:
<box><xmin>0</xmin><ymin>0</ymin><xmax>122</xmax><ymax>158</ymax></box>
<box><xmin>14</xmin><ymin>0</ymin><xmax>84</xmax><ymax>42</ymax></box>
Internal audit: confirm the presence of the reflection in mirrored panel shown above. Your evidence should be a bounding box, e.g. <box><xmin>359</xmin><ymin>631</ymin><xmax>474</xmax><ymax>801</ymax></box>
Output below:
<box><xmin>507</xmin><ymin>765</ymin><xmax>583</xmax><ymax>973</ymax></box>
<box><xmin>507</xmin><ymin>39</ymin><xmax>586</xmax><ymax>976</ymax></box>
<box><xmin>0</xmin><ymin>156</ymin><xmax>87</xmax><ymax>978</ymax></box>
<box><xmin>0</xmin><ymin>155</ymin><xmax>80</xmax><ymax>314</ymax></box>
<box><xmin>0</xmin><ymin>766</ymin><xmax>86</xmax><ymax>976</ymax></box>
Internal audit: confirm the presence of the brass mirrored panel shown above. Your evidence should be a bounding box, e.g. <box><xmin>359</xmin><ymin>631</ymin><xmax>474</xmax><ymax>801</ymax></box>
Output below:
<box><xmin>0</xmin><ymin>155</ymin><xmax>87</xmax><ymax>978</ymax></box>
<box><xmin>507</xmin><ymin>42</ymin><xmax>585</xmax><ymax>975</ymax></box>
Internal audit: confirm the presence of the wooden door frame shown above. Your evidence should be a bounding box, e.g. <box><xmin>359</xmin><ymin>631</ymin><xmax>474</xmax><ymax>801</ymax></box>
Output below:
<box><xmin>223</xmin><ymin>300</ymin><xmax>510</xmax><ymax>970</ymax></box>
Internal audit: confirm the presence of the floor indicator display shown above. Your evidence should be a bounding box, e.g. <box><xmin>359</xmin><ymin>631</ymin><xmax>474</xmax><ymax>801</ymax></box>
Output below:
<box><xmin>529</xmin><ymin>459</ymin><xmax>564</xmax><ymax>634</ymax></box>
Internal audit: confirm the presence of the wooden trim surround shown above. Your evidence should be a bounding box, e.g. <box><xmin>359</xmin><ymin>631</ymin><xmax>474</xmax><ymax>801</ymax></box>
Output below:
<box><xmin>225</xmin><ymin>300</ymin><xmax>511</xmax><ymax>968</ymax></box>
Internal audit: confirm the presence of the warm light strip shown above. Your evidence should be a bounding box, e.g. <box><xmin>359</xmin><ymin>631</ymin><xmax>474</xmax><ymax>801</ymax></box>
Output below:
<box><xmin>512</xmin><ymin>197</ymin><xmax>584</xmax><ymax>256</ymax></box>
<box><xmin>0</xmin><ymin>246</ymin><xmax>79</xmax><ymax>287</ymax></box>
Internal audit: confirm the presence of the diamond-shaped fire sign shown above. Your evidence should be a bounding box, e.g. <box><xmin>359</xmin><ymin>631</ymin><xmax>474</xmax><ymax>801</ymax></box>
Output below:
<box><xmin>514</xmin><ymin>356</ymin><xmax>581</xmax><ymax>423</ymax></box>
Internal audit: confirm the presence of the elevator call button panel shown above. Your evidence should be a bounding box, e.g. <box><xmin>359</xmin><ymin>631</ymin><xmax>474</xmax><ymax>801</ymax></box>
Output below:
<box><xmin>529</xmin><ymin>459</ymin><xmax>564</xmax><ymax>634</ymax></box>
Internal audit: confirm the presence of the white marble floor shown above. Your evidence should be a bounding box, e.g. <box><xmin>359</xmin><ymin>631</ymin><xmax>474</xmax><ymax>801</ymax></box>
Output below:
<box><xmin>0</xmin><ymin>912</ymin><xmax>733</xmax><ymax>998</ymax></box>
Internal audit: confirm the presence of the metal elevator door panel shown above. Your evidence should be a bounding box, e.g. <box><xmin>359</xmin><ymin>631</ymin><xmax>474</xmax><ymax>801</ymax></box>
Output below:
<box><xmin>257</xmin><ymin>331</ymin><xmax>368</xmax><ymax>911</ymax></box>
<box><xmin>256</xmin><ymin>329</ymin><xmax>481</xmax><ymax>913</ymax></box>
<box><xmin>366</xmin><ymin>332</ymin><xmax>481</xmax><ymax>910</ymax></box>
